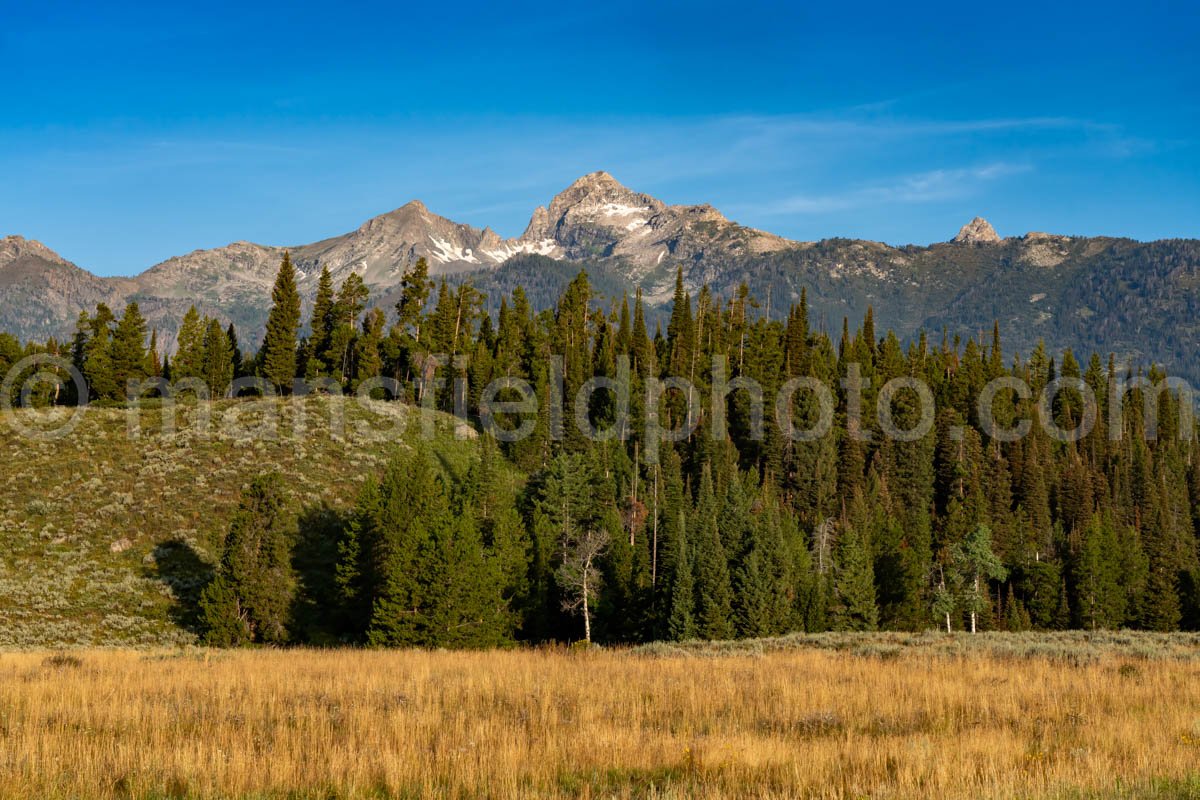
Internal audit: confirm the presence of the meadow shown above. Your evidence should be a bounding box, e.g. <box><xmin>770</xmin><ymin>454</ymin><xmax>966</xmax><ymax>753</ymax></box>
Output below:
<box><xmin>2</xmin><ymin>633</ymin><xmax>1199</xmax><ymax>799</ymax></box>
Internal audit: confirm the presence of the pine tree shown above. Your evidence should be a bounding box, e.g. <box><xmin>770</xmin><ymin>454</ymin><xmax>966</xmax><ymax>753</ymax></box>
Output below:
<box><xmin>422</xmin><ymin>512</ymin><xmax>510</xmax><ymax>648</ymax></box>
<box><xmin>691</xmin><ymin>467</ymin><xmax>734</xmax><ymax>640</ymax></box>
<box><xmin>202</xmin><ymin>317</ymin><xmax>234</xmax><ymax>397</ymax></box>
<box><xmin>329</xmin><ymin>272</ymin><xmax>370</xmax><ymax>381</ymax></box>
<box><xmin>199</xmin><ymin>473</ymin><xmax>296</xmax><ymax>645</ymax></box>
<box><xmin>83</xmin><ymin>304</ymin><xmax>117</xmax><ymax>401</ymax></box>
<box><xmin>365</xmin><ymin>452</ymin><xmax>441</xmax><ymax>645</ymax></box>
<box><xmin>353</xmin><ymin>308</ymin><xmax>386</xmax><ymax>391</ymax></box>
<box><xmin>197</xmin><ymin>574</ymin><xmax>251</xmax><ymax>646</ymax></box>
<box><xmin>226</xmin><ymin>323</ymin><xmax>243</xmax><ymax>379</ymax></box>
<box><xmin>110</xmin><ymin>301</ymin><xmax>148</xmax><ymax>398</ymax></box>
<box><xmin>830</xmin><ymin>492</ymin><xmax>879</xmax><ymax>631</ymax></box>
<box><xmin>1140</xmin><ymin>482</ymin><xmax>1183</xmax><ymax>631</ymax></box>
<box><xmin>471</xmin><ymin>437</ymin><xmax>531</xmax><ymax>616</ymax></box>
<box><xmin>173</xmin><ymin>306</ymin><xmax>206</xmax><ymax>382</ymax></box>
<box><xmin>260</xmin><ymin>252</ymin><xmax>302</xmax><ymax>392</ymax></box>
<box><xmin>666</xmin><ymin>516</ymin><xmax>696</xmax><ymax>641</ymax></box>
<box><xmin>308</xmin><ymin>265</ymin><xmax>336</xmax><ymax>377</ymax></box>
<box><xmin>395</xmin><ymin>257</ymin><xmax>432</xmax><ymax>340</ymax></box>
<box><xmin>66</xmin><ymin>311</ymin><xmax>91</xmax><ymax>404</ymax></box>
<box><xmin>144</xmin><ymin>329</ymin><xmax>162</xmax><ymax>378</ymax></box>
<box><xmin>733</xmin><ymin>497</ymin><xmax>792</xmax><ymax>638</ymax></box>
<box><xmin>1071</xmin><ymin>513</ymin><xmax>1125</xmax><ymax>629</ymax></box>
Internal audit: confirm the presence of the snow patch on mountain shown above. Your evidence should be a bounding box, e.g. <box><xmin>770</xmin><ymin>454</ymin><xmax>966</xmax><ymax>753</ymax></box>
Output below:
<box><xmin>480</xmin><ymin>239</ymin><xmax>558</xmax><ymax>262</ymax></box>
<box><xmin>429</xmin><ymin>236</ymin><xmax>481</xmax><ymax>265</ymax></box>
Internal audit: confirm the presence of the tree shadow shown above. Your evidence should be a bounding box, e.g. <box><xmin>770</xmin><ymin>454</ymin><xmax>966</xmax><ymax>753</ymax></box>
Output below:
<box><xmin>143</xmin><ymin>538</ymin><xmax>215</xmax><ymax>635</ymax></box>
<box><xmin>435</xmin><ymin>449</ymin><xmax>469</xmax><ymax>488</ymax></box>
<box><xmin>1179</xmin><ymin>569</ymin><xmax>1199</xmax><ymax>631</ymax></box>
<box><xmin>290</xmin><ymin>503</ymin><xmax>349</xmax><ymax>645</ymax></box>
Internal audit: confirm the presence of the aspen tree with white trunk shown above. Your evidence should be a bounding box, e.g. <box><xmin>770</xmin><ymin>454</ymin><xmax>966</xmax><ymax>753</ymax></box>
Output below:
<box><xmin>958</xmin><ymin>524</ymin><xmax>1007</xmax><ymax>634</ymax></box>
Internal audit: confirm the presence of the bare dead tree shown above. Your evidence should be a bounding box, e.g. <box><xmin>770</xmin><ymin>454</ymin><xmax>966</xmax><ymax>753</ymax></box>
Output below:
<box><xmin>556</xmin><ymin>517</ymin><xmax>610</xmax><ymax>644</ymax></box>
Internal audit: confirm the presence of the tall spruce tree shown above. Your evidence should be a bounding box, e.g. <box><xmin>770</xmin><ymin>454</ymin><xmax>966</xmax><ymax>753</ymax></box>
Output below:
<box><xmin>362</xmin><ymin>450</ymin><xmax>448</xmax><ymax>646</ymax></box>
<box><xmin>226</xmin><ymin>323</ymin><xmax>243</xmax><ymax>379</ymax></box>
<box><xmin>202</xmin><ymin>317</ymin><xmax>234</xmax><ymax>397</ymax></box>
<box><xmin>666</xmin><ymin>514</ymin><xmax>696</xmax><ymax>641</ymax></box>
<box><xmin>830</xmin><ymin>491</ymin><xmax>879</xmax><ymax>631</ymax></box>
<box><xmin>199</xmin><ymin>473</ymin><xmax>296</xmax><ymax>645</ymax></box>
<box><xmin>261</xmin><ymin>252</ymin><xmax>302</xmax><ymax>392</ymax></box>
<box><xmin>110</xmin><ymin>301</ymin><xmax>148</xmax><ymax>397</ymax></box>
<box><xmin>308</xmin><ymin>265</ymin><xmax>336</xmax><ymax>378</ymax></box>
<box><xmin>691</xmin><ymin>467</ymin><xmax>734</xmax><ymax>640</ymax></box>
<box><xmin>173</xmin><ymin>306</ymin><xmax>206</xmax><ymax>382</ymax></box>
<box><xmin>83</xmin><ymin>304</ymin><xmax>117</xmax><ymax>401</ymax></box>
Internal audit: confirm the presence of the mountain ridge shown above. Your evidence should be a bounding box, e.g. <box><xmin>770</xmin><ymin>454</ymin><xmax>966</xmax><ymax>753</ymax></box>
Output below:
<box><xmin>2</xmin><ymin>173</ymin><xmax>1198</xmax><ymax>383</ymax></box>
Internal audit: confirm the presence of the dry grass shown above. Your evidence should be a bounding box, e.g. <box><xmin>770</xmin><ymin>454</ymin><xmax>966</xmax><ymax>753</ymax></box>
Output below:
<box><xmin>0</xmin><ymin>645</ymin><xmax>1198</xmax><ymax>799</ymax></box>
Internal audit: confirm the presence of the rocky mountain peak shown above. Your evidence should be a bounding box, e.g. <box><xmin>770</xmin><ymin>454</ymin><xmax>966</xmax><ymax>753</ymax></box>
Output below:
<box><xmin>360</xmin><ymin>199</ymin><xmax>434</xmax><ymax>230</ymax></box>
<box><xmin>570</xmin><ymin>170</ymin><xmax>622</xmax><ymax>190</ymax></box>
<box><xmin>559</xmin><ymin>170</ymin><xmax>629</xmax><ymax>198</ymax></box>
<box><xmin>953</xmin><ymin>217</ymin><xmax>1002</xmax><ymax>244</ymax></box>
<box><xmin>384</xmin><ymin>199</ymin><xmax>433</xmax><ymax>221</ymax></box>
<box><xmin>545</xmin><ymin>171</ymin><xmax>666</xmax><ymax>220</ymax></box>
<box><xmin>1</xmin><ymin>235</ymin><xmax>70</xmax><ymax>268</ymax></box>
<box><xmin>508</xmin><ymin>172</ymin><xmax>796</xmax><ymax>291</ymax></box>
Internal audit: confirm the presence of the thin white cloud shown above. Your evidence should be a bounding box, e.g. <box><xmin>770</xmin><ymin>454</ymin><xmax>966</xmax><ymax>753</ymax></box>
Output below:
<box><xmin>740</xmin><ymin>162</ymin><xmax>1033</xmax><ymax>216</ymax></box>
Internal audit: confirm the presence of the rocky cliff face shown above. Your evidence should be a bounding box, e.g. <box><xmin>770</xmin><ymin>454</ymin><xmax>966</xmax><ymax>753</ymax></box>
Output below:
<box><xmin>953</xmin><ymin>217</ymin><xmax>1002</xmax><ymax>244</ymax></box>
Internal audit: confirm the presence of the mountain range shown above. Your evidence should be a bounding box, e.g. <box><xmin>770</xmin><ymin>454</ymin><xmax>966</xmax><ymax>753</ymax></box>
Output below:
<box><xmin>3</xmin><ymin>171</ymin><xmax>1198</xmax><ymax>382</ymax></box>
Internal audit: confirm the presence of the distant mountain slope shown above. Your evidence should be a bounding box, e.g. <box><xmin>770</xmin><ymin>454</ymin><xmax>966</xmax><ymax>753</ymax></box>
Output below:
<box><xmin>2</xmin><ymin>172</ymin><xmax>1198</xmax><ymax>382</ymax></box>
<box><xmin>0</xmin><ymin>236</ymin><xmax>132</xmax><ymax>343</ymax></box>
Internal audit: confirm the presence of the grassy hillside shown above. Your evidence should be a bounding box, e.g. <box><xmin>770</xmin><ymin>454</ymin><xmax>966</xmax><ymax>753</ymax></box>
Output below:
<box><xmin>0</xmin><ymin>398</ymin><xmax>487</xmax><ymax>648</ymax></box>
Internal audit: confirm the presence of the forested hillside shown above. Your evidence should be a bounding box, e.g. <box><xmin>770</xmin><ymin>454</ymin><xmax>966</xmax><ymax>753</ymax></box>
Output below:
<box><xmin>2</xmin><ymin>252</ymin><xmax>1199</xmax><ymax>647</ymax></box>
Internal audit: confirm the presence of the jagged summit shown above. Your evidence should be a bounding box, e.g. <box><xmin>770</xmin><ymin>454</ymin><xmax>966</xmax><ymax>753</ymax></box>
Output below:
<box><xmin>541</xmin><ymin>171</ymin><xmax>665</xmax><ymax>220</ymax></box>
<box><xmin>564</xmin><ymin>170</ymin><xmax>625</xmax><ymax>191</ymax></box>
<box><xmin>0</xmin><ymin>235</ymin><xmax>71</xmax><ymax>268</ymax></box>
<box><xmin>515</xmin><ymin>171</ymin><xmax>787</xmax><ymax>284</ymax></box>
<box><xmin>953</xmin><ymin>217</ymin><xmax>1002</xmax><ymax>244</ymax></box>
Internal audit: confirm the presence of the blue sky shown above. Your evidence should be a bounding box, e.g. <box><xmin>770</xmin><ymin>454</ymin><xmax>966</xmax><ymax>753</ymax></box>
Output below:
<box><xmin>2</xmin><ymin>0</ymin><xmax>1197</xmax><ymax>276</ymax></box>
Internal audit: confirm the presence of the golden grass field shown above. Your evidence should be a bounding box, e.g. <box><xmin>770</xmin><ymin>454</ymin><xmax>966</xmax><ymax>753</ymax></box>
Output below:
<box><xmin>1</xmin><ymin>638</ymin><xmax>1199</xmax><ymax>799</ymax></box>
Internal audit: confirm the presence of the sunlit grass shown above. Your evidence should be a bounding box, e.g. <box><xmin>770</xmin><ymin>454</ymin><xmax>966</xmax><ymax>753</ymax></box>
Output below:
<box><xmin>0</xmin><ymin>641</ymin><xmax>1197</xmax><ymax>798</ymax></box>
